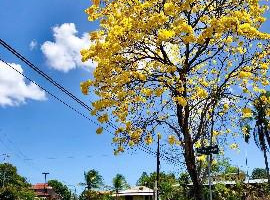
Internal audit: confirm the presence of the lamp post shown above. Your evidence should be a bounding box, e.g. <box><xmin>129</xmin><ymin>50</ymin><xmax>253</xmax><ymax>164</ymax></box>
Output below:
<box><xmin>42</xmin><ymin>172</ymin><xmax>49</xmax><ymax>195</ymax></box>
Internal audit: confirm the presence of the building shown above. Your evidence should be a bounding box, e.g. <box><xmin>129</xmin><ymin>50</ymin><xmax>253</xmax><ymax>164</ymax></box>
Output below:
<box><xmin>112</xmin><ymin>186</ymin><xmax>154</xmax><ymax>200</ymax></box>
<box><xmin>31</xmin><ymin>183</ymin><xmax>61</xmax><ymax>200</ymax></box>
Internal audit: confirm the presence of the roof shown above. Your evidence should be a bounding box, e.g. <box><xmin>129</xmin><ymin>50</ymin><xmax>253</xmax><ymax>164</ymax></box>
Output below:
<box><xmin>112</xmin><ymin>186</ymin><xmax>154</xmax><ymax>197</ymax></box>
<box><xmin>31</xmin><ymin>183</ymin><xmax>52</xmax><ymax>190</ymax></box>
<box><xmin>205</xmin><ymin>179</ymin><xmax>269</xmax><ymax>185</ymax></box>
<box><xmin>177</xmin><ymin>179</ymin><xmax>269</xmax><ymax>186</ymax></box>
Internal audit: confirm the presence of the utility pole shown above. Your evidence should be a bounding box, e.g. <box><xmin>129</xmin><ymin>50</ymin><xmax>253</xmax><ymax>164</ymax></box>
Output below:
<box><xmin>155</xmin><ymin>135</ymin><xmax>160</xmax><ymax>200</ymax></box>
<box><xmin>208</xmin><ymin>130</ymin><xmax>213</xmax><ymax>200</ymax></box>
<box><xmin>42</xmin><ymin>172</ymin><xmax>49</xmax><ymax>194</ymax></box>
<box><xmin>207</xmin><ymin>155</ymin><xmax>213</xmax><ymax>200</ymax></box>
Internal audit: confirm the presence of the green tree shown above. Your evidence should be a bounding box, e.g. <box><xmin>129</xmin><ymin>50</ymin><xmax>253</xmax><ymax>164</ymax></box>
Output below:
<box><xmin>79</xmin><ymin>170</ymin><xmax>105</xmax><ymax>200</ymax></box>
<box><xmin>112</xmin><ymin>174</ymin><xmax>129</xmax><ymax>193</ymax></box>
<box><xmin>251</xmin><ymin>168</ymin><xmax>268</xmax><ymax>179</ymax></box>
<box><xmin>48</xmin><ymin>180</ymin><xmax>71</xmax><ymax>200</ymax></box>
<box><xmin>136</xmin><ymin>172</ymin><xmax>149</xmax><ymax>187</ymax></box>
<box><xmin>242</xmin><ymin>92</ymin><xmax>270</xmax><ymax>183</ymax></box>
<box><xmin>253</xmin><ymin>92</ymin><xmax>270</xmax><ymax>183</ymax></box>
<box><xmin>83</xmin><ymin>170</ymin><xmax>103</xmax><ymax>190</ymax></box>
<box><xmin>136</xmin><ymin>172</ymin><xmax>181</xmax><ymax>200</ymax></box>
<box><xmin>0</xmin><ymin>163</ymin><xmax>35</xmax><ymax>200</ymax></box>
<box><xmin>79</xmin><ymin>190</ymin><xmax>112</xmax><ymax>200</ymax></box>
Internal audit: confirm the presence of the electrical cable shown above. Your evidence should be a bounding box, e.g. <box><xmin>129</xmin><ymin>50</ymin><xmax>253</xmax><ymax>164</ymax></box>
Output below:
<box><xmin>0</xmin><ymin>39</ymin><xmax>182</xmax><ymax>166</ymax></box>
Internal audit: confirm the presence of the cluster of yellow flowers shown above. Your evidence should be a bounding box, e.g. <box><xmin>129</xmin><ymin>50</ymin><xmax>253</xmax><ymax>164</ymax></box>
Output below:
<box><xmin>242</xmin><ymin>108</ymin><xmax>253</xmax><ymax>118</ymax></box>
<box><xmin>80</xmin><ymin>0</ymin><xmax>270</xmax><ymax>152</ymax></box>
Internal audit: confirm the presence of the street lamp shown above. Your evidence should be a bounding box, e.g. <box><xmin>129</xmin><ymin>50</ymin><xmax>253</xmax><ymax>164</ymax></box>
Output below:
<box><xmin>42</xmin><ymin>172</ymin><xmax>50</xmax><ymax>194</ymax></box>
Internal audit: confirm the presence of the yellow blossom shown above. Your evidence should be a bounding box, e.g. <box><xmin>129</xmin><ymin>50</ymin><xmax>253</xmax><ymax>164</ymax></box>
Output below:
<box><xmin>175</xmin><ymin>96</ymin><xmax>187</xmax><ymax>107</ymax></box>
<box><xmin>239</xmin><ymin>71</ymin><xmax>252</xmax><ymax>79</ymax></box>
<box><xmin>158</xmin><ymin>29</ymin><xmax>175</xmax><ymax>41</ymax></box>
<box><xmin>230</xmin><ymin>143</ymin><xmax>239</xmax><ymax>150</ymax></box>
<box><xmin>242</xmin><ymin>108</ymin><xmax>253</xmax><ymax>118</ymax></box>
<box><xmin>96</xmin><ymin>127</ymin><xmax>103</xmax><ymax>134</ymax></box>
<box><xmin>260</xmin><ymin>63</ymin><xmax>269</xmax><ymax>70</ymax></box>
<box><xmin>168</xmin><ymin>135</ymin><xmax>176</xmax><ymax>145</ymax></box>
<box><xmin>197</xmin><ymin>155</ymin><xmax>207</xmax><ymax>162</ymax></box>
<box><xmin>145</xmin><ymin>135</ymin><xmax>153</xmax><ymax>145</ymax></box>
<box><xmin>197</xmin><ymin>88</ymin><xmax>208</xmax><ymax>98</ymax></box>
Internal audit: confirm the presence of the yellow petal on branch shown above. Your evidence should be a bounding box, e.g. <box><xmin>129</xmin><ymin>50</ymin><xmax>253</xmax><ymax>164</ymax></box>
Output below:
<box><xmin>96</xmin><ymin>127</ymin><xmax>103</xmax><ymax>134</ymax></box>
<box><xmin>197</xmin><ymin>155</ymin><xmax>207</xmax><ymax>162</ymax></box>
<box><xmin>242</xmin><ymin>108</ymin><xmax>253</xmax><ymax>118</ymax></box>
<box><xmin>168</xmin><ymin>135</ymin><xmax>176</xmax><ymax>145</ymax></box>
<box><xmin>175</xmin><ymin>96</ymin><xmax>187</xmax><ymax>107</ymax></box>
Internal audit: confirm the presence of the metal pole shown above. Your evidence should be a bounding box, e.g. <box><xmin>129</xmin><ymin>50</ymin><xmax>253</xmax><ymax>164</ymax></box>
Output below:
<box><xmin>207</xmin><ymin>155</ymin><xmax>212</xmax><ymax>200</ymax></box>
<box><xmin>42</xmin><ymin>172</ymin><xmax>49</xmax><ymax>194</ymax></box>
<box><xmin>155</xmin><ymin>135</ymin><xmax>160</xmax><ymax>200</ymax></box>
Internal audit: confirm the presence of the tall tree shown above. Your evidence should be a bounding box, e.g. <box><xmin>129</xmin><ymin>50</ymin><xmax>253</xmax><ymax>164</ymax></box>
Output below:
<box><xmin>79</xmin><ymin>170</ymin><xmax>105</xmax><ymax>200</ymax></box>
<box><xmin>0</xmin><ymin>163</ymin><xmax>35</xmax><ymax>200</ymax></box>
<box><xmin>83</xmin><ymin>170</ymin><xmax>103</xmax><ymax>190</ymax></box>
<box><xmin>136</xmin><ymin>172</ymin><xmax>180</xmax><ymax>200</ymax></box>
<box><xmin>253</xmin><ymin>92</ymin><xmax>270</xmax><ymax>183</ymax></box>
<box><xmin>81</xmin><ymin>0</ymin><xmax>270</xmax><ymax>199</ymax></box>
<box><xmin>251</xmin><ymin>168</ymin><xmax>268</xmax><ymax>179</ymax></box>
<box><xmin>136</xmin><ymin>172</ymin><xmax>149</xmax><ymax>187</ymax></box>
<box><xmin>242</xmin><ymin>92</ymin><xmax>270</xmax><ymax>183</ymax></box>
<box><xmin>112</xmin><ymin>174</ymin><xmax>129</xmax><ymax>193</ymax></box>
<box><xmin>48</xmin><ymin>180</ymin><xmax>71</xmax><ymax>200</ymax></box>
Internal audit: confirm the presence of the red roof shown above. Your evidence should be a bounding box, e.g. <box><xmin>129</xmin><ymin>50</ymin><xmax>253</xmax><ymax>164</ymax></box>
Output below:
<box><xmin>31</xmin><ymin>183</ymin><xmax>52</xmax><ymax>190</ymax></box>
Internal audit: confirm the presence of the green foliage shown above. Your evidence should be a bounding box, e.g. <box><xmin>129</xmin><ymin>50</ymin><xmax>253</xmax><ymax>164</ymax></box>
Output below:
<box><xmin>112</xmin><ymin>174</ymin><xmax>129</xmax><ymax>193</ymax></box>
<box><xmin>48</xmin><ymin>180</ymin><xmax>71</xmax><ymax>200</ymax></box>
<box><xmin>83</xmin><ymin>170</ymin><xmax>103</xmax><ymax>190</ymax></box>
<box><xmin>136</xmin><ymin>172</ymin><xmax>149</xmax><ymax>187</ymax></box>
<box><xmin>212</xmin><ymin>183</ymin><xmax>241</xmax><ymax>200</ymax></box>
<box><xmin>79</xmin><ymin>190</ymin><xmax>113</xmax><ymax>200</ymax></box>
<box><xmin>0</xmin><ymin>163</ymin><xmax>35</xmax><ymax>200</ymax></box>
<box><xmin>251</xmin><ymin>168</ymin><xmax>268</xmax><ymax>179</ymax></box>
<box><xmin>79</xmin><ymin>169</ymin><xmax>109</xmax><ymax>200</ymax></box>
<box><xmin>136</xmin><ymin>171</ymin><xmax>186</xmax><ymax>200</ymax></box>
<box><xmin>212</xmin><ymin>158</ymin><xmax>238</xmax><ymax>174</ymax></box>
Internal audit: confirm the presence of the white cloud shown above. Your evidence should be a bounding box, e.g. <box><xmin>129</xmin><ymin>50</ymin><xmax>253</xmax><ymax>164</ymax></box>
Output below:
<box><xmin>41</xmin><ymin>23</ymin><xmax>95</xmax><ymax>72</ymax></box>
<box><xmin>29</xmin><ymin>40</ymin><xmax>37</xmax><ymax>50</ymax></box>
<box><xmin>0</xmin><ymin>61</ymin><xmax>46</xmax><ymax>107</ymax></box>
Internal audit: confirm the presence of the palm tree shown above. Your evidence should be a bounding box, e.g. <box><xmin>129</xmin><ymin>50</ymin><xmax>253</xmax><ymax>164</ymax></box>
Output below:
<box><xmin>82</xmin><ymin>169</ymin><xmax>103</xmax><ymax>190</ymax></box>
<box><xmin>243</xmin><ymin>92</ymin><xmax>270</xmax><ymax>183</ymax></box>
<box><xmin>253</xmin><ymin>92</ymin><xmax>270</xmax><ymax>183</ymax></box>
<box><xmin>112</xmin><ymin>174</ymin><xmax>129</xmax><ymax>199</ymax></box>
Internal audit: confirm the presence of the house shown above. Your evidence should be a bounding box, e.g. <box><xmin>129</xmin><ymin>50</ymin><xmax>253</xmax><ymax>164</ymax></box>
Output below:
<box><xmin>31</xmin><ymin>183</ymin><xmax>61</xmax><ymax>200</ymax></box>
<box><xmin>112</xmin><ymin>186</ymin><xmax>154</xmax><ymax>200</ymax></box>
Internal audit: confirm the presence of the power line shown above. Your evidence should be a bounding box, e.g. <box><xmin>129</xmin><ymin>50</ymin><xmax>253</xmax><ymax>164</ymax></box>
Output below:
<box><xmin>0</xmin><ymin>39</ymin><xmax>182</xmax><ymax>166</ymax></box>
<box><xmin>0</xmin><ymin>58</ymin><xmax>179</xmax><ymax>166</ymax></box>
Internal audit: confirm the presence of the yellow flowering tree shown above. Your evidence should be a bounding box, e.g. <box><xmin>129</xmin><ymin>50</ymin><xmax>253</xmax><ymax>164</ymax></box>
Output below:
<box><xmin>81</xmin><ymin>0</ymin><xmax>270</xmax><ymax>199</ymax></box>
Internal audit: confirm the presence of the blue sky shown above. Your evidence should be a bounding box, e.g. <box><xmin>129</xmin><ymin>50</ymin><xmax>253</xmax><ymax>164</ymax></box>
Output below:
<box><xmin>0</xmin><ymin>0</ymin><xmax>269</xmax><ymax>193</ymax></box>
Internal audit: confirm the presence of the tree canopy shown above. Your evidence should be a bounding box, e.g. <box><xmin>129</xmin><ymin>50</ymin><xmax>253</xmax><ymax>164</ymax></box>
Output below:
<box><xmin>112</xmin><ymin>174</ymin><xmax>129</xmax><ymax>193</ymax></box>
<box><xmin>251</xmin><ymin>168</ymin><xmax>268</xmax><ymax>179</ymax></box>
<box><xmin>48</xmin><ymin>180</ymin><xmax>71</xmax><ymax>200</ymax></box>
<box><xmin>136</xmin><ymin>171</ymin><xmax>182</xmax><ymax>200</ymax></box>
<box><xmin>0</xmin><ymin>163</ymin><xmax>35</xmax><ymax>200</ymax></box>
<box><xmin>81</xmin><ymin>0</ymin><xmax>270</xmax><ymax>199</ymax></box>
<box><xmin>83</xmin><ymin>169</ymin><xmax>104</xmax><ymax>190</ymax></box>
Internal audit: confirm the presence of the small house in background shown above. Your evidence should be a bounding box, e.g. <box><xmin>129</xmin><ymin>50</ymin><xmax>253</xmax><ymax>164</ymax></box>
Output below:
<box><xmin>31</xmin><ymin>183</ymin><xmax>61</xmax><ymax>200</ymax></box>
<box><xmin>112</xmin><ymin>186</ymin><xmax>154</xmax><ymax>200</ymax></box>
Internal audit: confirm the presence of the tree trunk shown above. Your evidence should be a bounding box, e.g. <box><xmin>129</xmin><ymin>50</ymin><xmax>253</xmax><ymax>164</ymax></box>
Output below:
<box><xmin>183</xmin><ymin>131</ymin><xmax>204</xmax><ymax>200</ymax></box>
<box><xmin>177</xmin><ymin>104</ymin><xmax>204</xmax><ymax>200</ymax></box>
